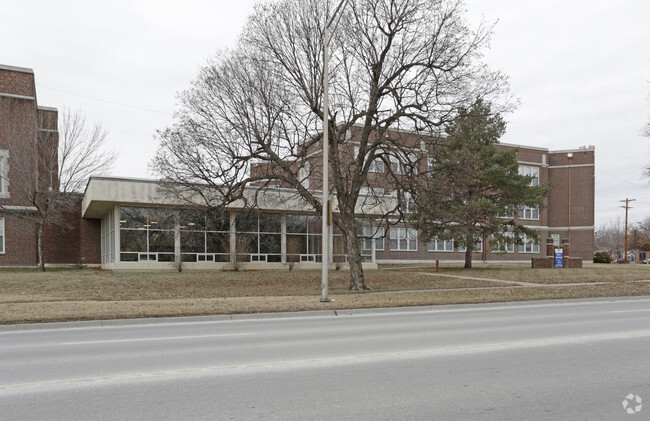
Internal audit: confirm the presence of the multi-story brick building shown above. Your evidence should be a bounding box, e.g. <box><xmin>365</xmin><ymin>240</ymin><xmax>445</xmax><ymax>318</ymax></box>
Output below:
<box><xmin>0</xmin><ymin>64</ymin><xmax>100</xmax><ymax>267</ymax></box>
<box><xmin>1</xmin><ymin>64</ymin><xmax>595</xmax><ymax>269</ymax></box>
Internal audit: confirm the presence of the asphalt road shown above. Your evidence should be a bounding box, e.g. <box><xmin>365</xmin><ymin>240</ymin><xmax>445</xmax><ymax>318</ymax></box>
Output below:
<box><xmin>2</xmin><ymin>298</ymin><xmax>650</xmax><ymax>420</ymax></box>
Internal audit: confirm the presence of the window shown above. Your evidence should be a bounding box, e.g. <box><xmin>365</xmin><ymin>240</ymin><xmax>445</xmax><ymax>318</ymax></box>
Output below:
<box><xmin>286</xmin><ymin>214</ymin><xmax>321</xmax><ymax>263</ymax></box>
<box><xmin>355</xmin><ymin>147</ymin><xmax>384</xmax><ymax>173</ymax></box>
<box><xmin>0</xmin><ymin>150</ymin><xmax>8</xmax><ymax>197</ymax></box>
<box><xmin>389</xmin><ymin>153</ymin><xmax>417</xmax><ymax>175</ymax></box>
<box><xmin>235</xmin><ymin>212</ymin><xmax>281</xmax><ymax>263</ymax></box>
<box><xmin>403</xmin><ymin>192</ymin><xmax>416</xmax><ymax>213</ymax></box>
<box><xmin>491</xmin><ymin>232</ymin><xmax>514</xmax><ymax>253</ymax></box>
<box><xmin>518</xmin><ymin>206</ymin><xmax>539</xmax><ymax>220</ymax></box>
<box><xmin>458</xmin><ymin>237</ymin><xmax>483</xmax><ymax>253</ymax></box>
<box><xmin>428</xmin><ymin>237</ymin><xmax>453</xmax><ymax>252</ymax></box>
<box><xmin>374</xmin><ymin>227</ymin><xmax>385</xmax><ymax>251</ymax></box>
<box><xmin>369</xmin><ymin>157</ymin><xmax>384</xmax><ymax>173</ymax></box>
<box><xmin>389</xmin><ymin>155</ymin><xmax>403</xmax><ymax>175</ymax></box>
<box><xmin>390</xmin><ymin>227</ymin><xmax>417</xmax><ymax>251</ymax></box>
<box><xmin>298</xmin><ymin>162</ymin><xmax>310</xmax><ymax>189</ymax></box>
<box><xmin>519</xmin><ymin>165</ymin><xmax>540</xmax><ymax>186</ymax></box>
<box><xmin>120</xmin><ymin>206</ymin><xmax>176</xmax><ymax>262</ymax></box>
<box><xmin>0</xmin><ymin>218</ymin><xmax>4</xmax><ymax>253</ymax></box>
<box><xmin>518</xmin><ymin>235</ymin><xmax>540</xmax><ymax>253</ymax></box>
<box><xmin>551</xmin><ymin>234</ymin><xmax>560</xmax><ymax>247</ymax></box>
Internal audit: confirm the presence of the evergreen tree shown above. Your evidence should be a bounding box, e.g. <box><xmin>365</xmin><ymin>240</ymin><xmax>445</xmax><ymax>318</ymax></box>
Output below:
<box><xmin>411</xmin><ymin>100</ymin><xmax>551</xmax><ymax>268</ymax></box>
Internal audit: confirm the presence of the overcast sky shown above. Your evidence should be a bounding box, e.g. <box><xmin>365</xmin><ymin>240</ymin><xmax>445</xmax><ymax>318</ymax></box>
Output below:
<box><xmin>2</xmin><ymin>0</ymin><xmax>649</xmax><ymax>227</ymax></box>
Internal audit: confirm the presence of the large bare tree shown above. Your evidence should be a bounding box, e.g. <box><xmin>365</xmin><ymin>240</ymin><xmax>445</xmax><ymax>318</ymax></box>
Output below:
<box><xmin>2</xmin><ymin>109</ymin><xmax>116</xmax><ymax>271</ymax></box>
<box><xmin>152</xmin><ymin>0</ymin><xmax>510</xmax><ymax>289</ymax></box>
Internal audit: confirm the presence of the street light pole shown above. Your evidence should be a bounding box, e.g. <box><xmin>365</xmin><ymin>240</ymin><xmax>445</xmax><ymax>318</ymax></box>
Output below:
<box><xmin>321</xmin><ymin>0</ymin><xmax>349</xmax><ymax>303</ymax></box>
<box><xmin>567</xmin><ymin>152</ymin><xmax>573</xmax><ymax>248</ymax></box>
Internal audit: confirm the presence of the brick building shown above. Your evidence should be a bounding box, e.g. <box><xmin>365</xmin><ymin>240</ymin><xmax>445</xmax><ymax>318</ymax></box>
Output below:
<box><xmin>1</xmin><ymin>64</ymin><xmax>595</xmax><ymax>270</ymax></box>
<box><xmin>81</xmin><ymin>138</ymin><xmax>594</xmax><ymax>271</ymax></box>
<box><xmin>0</xmin><ymin>64</ymin><xmax>100</xmax><ymax>267</ymax></box>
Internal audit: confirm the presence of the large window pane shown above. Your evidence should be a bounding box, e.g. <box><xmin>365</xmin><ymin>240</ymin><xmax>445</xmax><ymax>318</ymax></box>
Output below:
<box><xmin>259</xmin><ymin>234</ymin><xmax>281</xmax><ymax>254</ymax></box>
<box><xmin>307</xmin><ymin>234</ymin><xmax>322</xmax><ymax>254</ymax></box>
<box><xmin>206</xmin><ymin>232</ymin><xmax>230</xmax><ymax>254</ymax></box>
<box><xmin>235</xmin><ymin>212</ymin><xmax>258</xmax><ymax>233</ymax></box>
<box><xmin>236</xmin><ymin>233</ymin><xmax>258</xmax><ymax>254</ymax></box>
<box><xmin>120</xmin><ymin>207</ymin><xmax>147</xmax><ymax>229</ymax></box>
<box><xmin>120</xmin><ymin>230</ymin><xmax>147</xmax><ymax>252</ymax></box>
<box><xmin>259</xmin><ymin>213</ymin><xmax>281</xmax><ymax>233</ymax></box>
<box><xmin>286</xmin><ymin>234</ymin><xmax>307</xmax><ymax>256</ymax></box>
<box><xmin>306</xmin><ymin>216</ymin><xmax>322</xmax><ymax>234</ymax></box>
<box><xmin>181</xmin><ymin>231</ymin><xmax>205</xmax><ymax>253</ymax></box>
<box><xmin>286</xmin><ymin>214</ymin><xmax>307</xmax><ymax>233</ymax></box>
<box><xmin>180</xmin><ymin>208</ymin><xmax>205</xmax><ymax>231</ymax></box>
<box><xmin>149</xmin><ymin>208</ymin><xmax>175</xmax><ymax>230</ymax></box>
<box><xmin>149</xmin><ymin>230</ymin><xmax>175</xmax><ymax>253</ymax></box>
<box><xmin>206</xmin><ymin>210</ymin><xmax>230</xmax><ymax>232</ymax></box>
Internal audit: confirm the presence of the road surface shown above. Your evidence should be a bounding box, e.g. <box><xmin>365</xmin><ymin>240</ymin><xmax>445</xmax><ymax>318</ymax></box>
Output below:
<box><xmin>2</xmin><ymin>297</ymin><xmax>650</xmax><ymax>420</ymax></box>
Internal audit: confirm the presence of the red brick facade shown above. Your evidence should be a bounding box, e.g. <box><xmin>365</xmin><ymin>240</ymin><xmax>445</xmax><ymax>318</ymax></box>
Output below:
<box><xmin>252</xmin><ymin>127</ymin><xmax>596</xmax><ymax>262</ymax></box>
<box><xmin>0</xmin><ymin>64</ymin><xmax>101</xmax><ymax>267</ymax></box>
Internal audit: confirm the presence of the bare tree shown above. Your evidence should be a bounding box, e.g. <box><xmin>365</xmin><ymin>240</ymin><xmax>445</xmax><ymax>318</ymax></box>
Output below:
<box><xmin>153</xmin><ymin>0</ymin><xmax>511</xmax><ymax>289</ymax></box>
<box><xmin>595</xmin><ymin>217</ymin><xmax>625</xmax><ymax>260</ymax></box>
<box><xmin>2</xmin><ymin>109</ymin><xmax>116</xmax><ymax>271</ymax></box>
<box><xmin>59</xmin><ymin>109</ymin><xmax>117</xmax><ymax>193</ymax></box>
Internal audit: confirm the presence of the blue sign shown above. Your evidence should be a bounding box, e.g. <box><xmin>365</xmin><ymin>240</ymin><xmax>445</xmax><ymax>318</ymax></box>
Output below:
<box><xmin>554</xmin><ymin>248</ymin><xmax>564</xmax><ymax>268</ymax></box>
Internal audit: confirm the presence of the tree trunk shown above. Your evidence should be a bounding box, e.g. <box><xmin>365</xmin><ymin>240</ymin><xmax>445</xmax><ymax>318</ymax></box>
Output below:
<box><xmin>37</xmin><ymin>222</ymin><xmax>45</xmax><ymax>272</ymax></box>
<box><xmin>464</xmin><ymin>243</ymin><xmax>473</xmax><ymax>269</ymax></box>
<box><xmin>345</xmin><ymin>231</ymin><xmax>368</xmax><ymax>290</ymax></box>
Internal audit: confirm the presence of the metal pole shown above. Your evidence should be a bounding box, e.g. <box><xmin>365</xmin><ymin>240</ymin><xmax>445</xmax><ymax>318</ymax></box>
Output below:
<box><xmin>320</xmin><ymin>0</ymin><xmax>348</xmax><ymax>303</ymax></box>
<box><xmin>567</xmin><ymin>152</ymin><xmax>573</xmax><ymax>250</ymax></box>
<box><xmin>320</xmin><ymin>24</ymin><xmax>331</xmax><ymax>302</ymax></box>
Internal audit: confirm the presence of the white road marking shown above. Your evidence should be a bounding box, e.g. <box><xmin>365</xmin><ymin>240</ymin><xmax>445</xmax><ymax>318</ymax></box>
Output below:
<box><xmin>61</xmin><ymin>332</ymin><xmax>255</xmax><ymax>345</ymax></box>
<box><xmin>5</xmin><ymin>329</ymin><xmax>650</xmax><ymax>393</ymax></box>
<box><xmin>608</xmin><ymin>309</ymin><xmax>650</xmax><ymax>314</ymax></box>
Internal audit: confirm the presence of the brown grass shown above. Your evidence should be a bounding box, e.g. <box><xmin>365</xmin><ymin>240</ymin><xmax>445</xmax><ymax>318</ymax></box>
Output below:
<box><xmin>393</xmin><ymin>263</ymin><xmax>650</xmax><ymax>284</ymax></box>
<box><xmin>1</xmin><ymin>264</ymin><xmax>649</xmax><ymax>324</ymax></box>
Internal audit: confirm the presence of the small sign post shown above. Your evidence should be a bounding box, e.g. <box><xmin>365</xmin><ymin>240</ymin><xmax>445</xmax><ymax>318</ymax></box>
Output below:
<box><xmin>554</xmin><ymin>248</ymin><xmax>564</xmax><ymax>268</ymax></box>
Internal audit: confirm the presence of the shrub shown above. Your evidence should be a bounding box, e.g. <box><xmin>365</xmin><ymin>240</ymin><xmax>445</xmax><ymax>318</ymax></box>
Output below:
<box><xmin>593</xmin><ymin>252</ymin><xmax>611</xmax><ymax>264</ymax></box>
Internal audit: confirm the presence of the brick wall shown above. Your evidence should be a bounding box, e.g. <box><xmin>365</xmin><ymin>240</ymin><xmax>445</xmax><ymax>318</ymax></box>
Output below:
<box><xmin>43</xmin><ymin>194</ymin><xmax>101</xmax><ymax>265</ymax></box>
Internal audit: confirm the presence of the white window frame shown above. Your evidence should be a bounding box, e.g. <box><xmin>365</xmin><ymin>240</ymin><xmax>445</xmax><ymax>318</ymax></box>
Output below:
<box><xmin>369</xmin><ymin>157</ymin><xmax>384</xmax><ymax>173</ymax></box>
<box><xmin>491</xmin><ymin>232</ymin><xmax>515</xmax><ymax>253</ymax></box>
<box><xmin>374</xmin><ymin>227</ymin><xmax>385</xmax><ymax>251</ymax></box>
<box><xmin>428</xmin><ymin>237</ymin><xmax>454</xmax><ymax>252</ymax></box>
<box><xmin>0</xmin><ymin>150</ymin><xmax>9</xmax><ymax>198</ymax></box>
<box><xmin>389</xmin><ymin>227</ymin><xmax>417</xmax><ymax>251</ymax></box>
<box><xmin>518</xmin><ymin>235</ymin><xmax>540</xmax><ymax>253</ymax></box>
<box><xmin>389</xmin><ymin>155</ymin><xmax>403</xmax><ymax>175</ymax></box>
<box><xmin>457</xmin><ymin>237</ymin><xmax>483</xmax><ymax>253</ymax></box>
<box><xmin>551</xmin><ymin>234</ymin><xmax>560</xmax><ymax>247</ymax></box>
<box><xmin>298</xmin><ymin>162</ymin><xmax>310</xmax><ymax>189</ymax></box>
<box><xmin>355</xmin><ymin>147</ymin><xmax>384</xmax><ymax>174</ymax></box>
<box><xmin>519</xmin><ymin>165</ymin><xmax>540</xmax><ymax>187</ymax></box>
<box><xmin>517</xmin><ymin>206</ymin><xmax>540</xmax><ymax>220</ymax></box>
<box><xmin>0</xmin><ymin>218</ymin><xmax>4</xmax><ymax>254</ymax></box>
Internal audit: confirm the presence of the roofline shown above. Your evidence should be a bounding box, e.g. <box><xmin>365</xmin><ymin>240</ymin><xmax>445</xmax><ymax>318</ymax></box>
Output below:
<box><xmin>0</xmin><ymin>64</ymin><xmax>34</xmax><ymax>74</ymax></box>
<box><xmin>549</xmin><ymin>147</ymin><xmax>595</xmax><ymax>154</ymax></box>
<box><xmin>498</xmin><ymin>142</ymin><xmax>548</xmax><ymax>152</ymax></box>
<box><xmin>38</xmin><ymin>106</ymin><xmax>58</xmax><ymax>112</ymax></box>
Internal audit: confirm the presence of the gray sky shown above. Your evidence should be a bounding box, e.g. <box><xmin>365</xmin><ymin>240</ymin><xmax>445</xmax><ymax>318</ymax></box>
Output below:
<box><xmin>2</xmin><ymin>0</ymin><xmax>649</xmax><ymax>227</ymax></box>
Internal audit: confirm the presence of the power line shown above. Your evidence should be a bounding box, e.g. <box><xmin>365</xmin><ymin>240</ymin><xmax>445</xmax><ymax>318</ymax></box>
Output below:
<box><xmin>597</xmin><ymin>169</ymin><xmax>649</xmax><ymax>189</ymax></box>
<box><xmin>36</xmin><ymin>84</ymin><xmax>172</xmax><ymax>115</ymax></box>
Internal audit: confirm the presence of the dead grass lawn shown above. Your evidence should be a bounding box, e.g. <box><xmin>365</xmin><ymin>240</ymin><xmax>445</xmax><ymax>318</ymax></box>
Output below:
<box><xmin>1</xmin><ymin>264</ymin><xmax>649</xmax><ymax>324</ymax></box>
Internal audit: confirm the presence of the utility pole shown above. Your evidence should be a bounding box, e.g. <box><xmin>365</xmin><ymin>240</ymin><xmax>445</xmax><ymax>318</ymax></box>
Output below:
<box><xmin>620</xmin><ymin>198</ymin><xmax>635</xmax><ymax>263</ymax></box>
<box><xmin>321</xmin><ymin>0</ymin><xmax>350</xmax><ymax>303</ymax></box>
